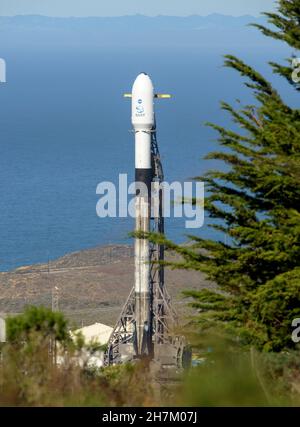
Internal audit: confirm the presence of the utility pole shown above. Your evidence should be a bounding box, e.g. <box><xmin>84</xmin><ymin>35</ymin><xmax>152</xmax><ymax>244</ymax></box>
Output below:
<box><xmin>52</xmin><ymin>286</ymin><xmax>59</xmax><ymax>312</ymax></box>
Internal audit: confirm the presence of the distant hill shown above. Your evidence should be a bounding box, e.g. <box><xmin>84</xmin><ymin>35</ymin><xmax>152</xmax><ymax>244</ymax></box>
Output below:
<box><xmin>0</xmin><ymin>14</ymin><xmax>271</xmax><ymax>50</ymax></box>
<box><xmin>0</xmin><ymin>14</ymin><xmax>267</xmax><ymax>29</ymax></box>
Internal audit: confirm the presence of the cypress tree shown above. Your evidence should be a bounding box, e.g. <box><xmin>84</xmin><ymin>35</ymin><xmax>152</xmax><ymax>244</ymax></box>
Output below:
<box><xmin>146</xmin><ymin>0</ymin><xmax>300</xmax><ymax>351</ymax></box>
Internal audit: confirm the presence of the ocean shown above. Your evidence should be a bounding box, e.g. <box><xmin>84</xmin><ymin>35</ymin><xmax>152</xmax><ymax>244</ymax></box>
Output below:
<box><xmin>0</xmin><ymin>17</ymin><xmax>294</xmax><ymax>270</ymax></box>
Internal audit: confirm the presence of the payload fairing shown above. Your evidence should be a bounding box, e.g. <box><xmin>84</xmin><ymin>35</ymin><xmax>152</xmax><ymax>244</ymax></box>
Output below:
<box><xmin>104</xmin><ymin>73</ymin><xmax>190</xmax><ymax>370</ymax></box>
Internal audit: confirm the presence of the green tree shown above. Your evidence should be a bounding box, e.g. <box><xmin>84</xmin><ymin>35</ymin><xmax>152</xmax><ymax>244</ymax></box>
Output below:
<box><xmin>145</xmin><ymin>0</ymin><xmax>300</xmax><ymax>351</ymax></box>
<box><xmin>6</xmin><ymin>305</ymin><xmax>69</xmax><ymax>343</ymax></box>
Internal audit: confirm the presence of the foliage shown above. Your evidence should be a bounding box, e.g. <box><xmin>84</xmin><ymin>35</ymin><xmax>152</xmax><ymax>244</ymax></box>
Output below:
<box><xmin>176</xmin><ymin>334</ymin><xmax>300</xmax><ymax>406</ymax></box>
<box><xmin>6</xmin><ymin>305</ymin><xmax>69</xmax><ymax>343</ymax></box>
<box><xmin>0</xmin><ymin>309</ymin><xmax>154</xmax><ymax>406</ymax></box>
<box><xmin>252</xmin><ymin>0</ymin><xmax>300</xmax><ymax>90</ymax></box>
<box><xmin>1</xmin><ymin>310</ymin><xmax>300</xmax><ymax>406</ymax></box>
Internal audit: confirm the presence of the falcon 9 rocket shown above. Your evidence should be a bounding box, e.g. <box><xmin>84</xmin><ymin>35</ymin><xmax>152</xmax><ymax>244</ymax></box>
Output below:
<box><xmin>104</xmin><ymin>73</ymin><xmax>190</xmax><ymax>370</ymax></box>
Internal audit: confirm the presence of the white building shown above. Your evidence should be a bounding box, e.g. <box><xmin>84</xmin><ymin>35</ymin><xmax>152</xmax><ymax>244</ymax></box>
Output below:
<box><xmin>69</xmin><ymin>322</ymin><xmax>113</xmax><ymax>369</ymax></box>
<box><xmin>73</xmin><ymin>322</ymin><xmax>113</xmax><ymax>346</ymax></box>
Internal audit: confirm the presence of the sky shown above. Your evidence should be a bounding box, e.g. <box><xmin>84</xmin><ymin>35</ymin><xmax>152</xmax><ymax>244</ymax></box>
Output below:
<box><xmin>0</xmin><ymin>0</ymin><xmax>276</xmax><ymax>17</ymax></box>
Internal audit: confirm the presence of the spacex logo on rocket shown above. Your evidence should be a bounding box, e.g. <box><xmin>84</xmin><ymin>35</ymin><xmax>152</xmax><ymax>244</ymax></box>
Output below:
<box><xmin>96</xmin><ymin>73</ymin><xmax>204</xmax><ymax>229</ymax></box>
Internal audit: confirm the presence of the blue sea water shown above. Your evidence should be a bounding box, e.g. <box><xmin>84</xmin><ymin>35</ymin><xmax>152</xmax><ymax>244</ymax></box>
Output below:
<box><xmin>0</xmin><ymin>25</ymin><xmax>294</xmax><ymax>271</ymax></box>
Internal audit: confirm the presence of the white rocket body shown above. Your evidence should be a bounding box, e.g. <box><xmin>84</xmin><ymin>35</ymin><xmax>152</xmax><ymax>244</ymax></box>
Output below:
<box><xmin>131</xmin><ymin>73</ymin><xmax>154</xmax><ymax>356</ymax></box>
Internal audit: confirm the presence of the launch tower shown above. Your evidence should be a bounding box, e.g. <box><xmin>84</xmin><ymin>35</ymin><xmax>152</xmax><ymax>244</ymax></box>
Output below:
<box><xmin>104</xmin><ymin>74</ymin><xmax>190</xmax><ymax>370</ymax></box>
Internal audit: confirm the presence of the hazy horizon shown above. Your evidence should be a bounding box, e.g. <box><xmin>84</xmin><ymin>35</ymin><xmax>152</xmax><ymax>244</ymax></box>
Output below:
<box><xmin>0</xmin><ymin>12</ymin><xmax>263</xmax><ymax>18</ymax></box>
<box><xmin>0</xmin><ymin>0</ymin><xmax>275</xmax><ymax>18</ymax></box>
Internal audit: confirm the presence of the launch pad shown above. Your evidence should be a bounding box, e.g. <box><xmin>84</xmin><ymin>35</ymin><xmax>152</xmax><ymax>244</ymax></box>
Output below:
<box><xmin>104</xmin><ymin>74</ymin><xmax>190</xmax><ymax>370</ymax></box>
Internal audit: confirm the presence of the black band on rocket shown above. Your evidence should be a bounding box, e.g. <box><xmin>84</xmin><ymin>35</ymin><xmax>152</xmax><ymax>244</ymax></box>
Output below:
<box><xmin>135</xmin><ymin>169</ymin><xmax>153</xmax><ymax>196</ymax></box>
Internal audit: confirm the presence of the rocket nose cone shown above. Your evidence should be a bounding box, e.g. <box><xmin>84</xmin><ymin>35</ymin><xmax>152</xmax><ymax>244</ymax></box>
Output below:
<box><xmin>131</xmin><ymin>73</ymin><xmax>155</xmax><ymax>130</ymax></box>
<box><xmin>132</xmin><ymin>73</ymin><xmax>154</xmax><ymax>93</ymax></box>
